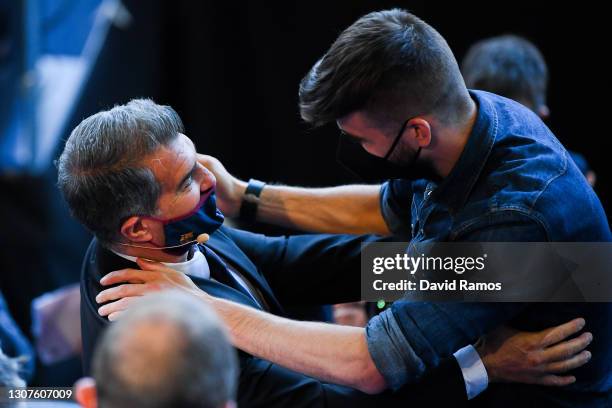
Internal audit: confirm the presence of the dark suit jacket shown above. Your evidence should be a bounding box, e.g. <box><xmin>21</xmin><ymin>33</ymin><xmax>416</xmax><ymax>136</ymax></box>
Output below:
<box><xmin>81</xmin><ymin>226</ymin><xmax>468</xmax><ymax>407</ymax></box>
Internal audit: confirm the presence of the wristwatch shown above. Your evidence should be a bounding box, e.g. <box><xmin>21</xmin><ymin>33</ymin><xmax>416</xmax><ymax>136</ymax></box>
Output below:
<box><xmin>239</xmin><ymin>178</ymin><xmax>266</xmax><ymax>223</ymax></box>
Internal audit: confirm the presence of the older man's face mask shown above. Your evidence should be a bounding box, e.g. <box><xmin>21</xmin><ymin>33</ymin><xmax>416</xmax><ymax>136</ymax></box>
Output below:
<box><xmin>142</xmin><ymin>186</ymin><xmax>224</xmax><ymax>249</ymax></box>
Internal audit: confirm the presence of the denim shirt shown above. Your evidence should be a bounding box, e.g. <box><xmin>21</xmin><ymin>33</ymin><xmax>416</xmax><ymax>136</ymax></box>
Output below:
<box><xmin>366</xmin><ymin>91</ymin><xmax>612</xmax><ymax>402</ymax></box>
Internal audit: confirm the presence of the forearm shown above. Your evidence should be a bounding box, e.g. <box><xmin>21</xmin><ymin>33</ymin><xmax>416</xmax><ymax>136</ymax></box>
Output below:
<box><xmin>197</xmin><ymin>154</ymin><xmax>389</xmax><ymax>234</ymax></box>
<box><xmin>254</xmin><ymin>183</ymin><xmax>389</xmax><ymax>235</ymax></box>
<box><xmin>209</xmin><ymin>295</ymin><xmax>387</xmax><ymax>394</ymax></box>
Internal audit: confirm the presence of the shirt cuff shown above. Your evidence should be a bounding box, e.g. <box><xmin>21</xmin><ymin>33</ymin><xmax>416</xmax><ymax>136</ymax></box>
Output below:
<box><xmin>365</xmin><ymin>308</ymin><xmax>426</xmax><ymax>390</ymax></box>
<box><xmin>453</xmin><ymin>344</ymin><xmax>489</xmax><ymax>400</ymax></box>
<box><xmin>379</xmin><ymin>181</ymin><xmax>409</xmax><ymax>238</ymax></box>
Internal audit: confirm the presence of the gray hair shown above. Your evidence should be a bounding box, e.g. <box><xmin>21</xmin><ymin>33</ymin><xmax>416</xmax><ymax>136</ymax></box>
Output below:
<box><xmin>92</xmin><ymin>291</ymin><xmax>238</xmax><ymax>408</ymax></box>
<box><xmin>57</xmin><ymin>99</ymin><xmax>184</xmax><ymax>246</ymax></box>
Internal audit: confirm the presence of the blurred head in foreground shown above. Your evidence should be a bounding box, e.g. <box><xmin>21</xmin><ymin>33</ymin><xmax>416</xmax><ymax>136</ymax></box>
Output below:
<box><xmin>75</xmin><ymin>291</ymin><xmax>238</xmax><ymax>408</ymax></box>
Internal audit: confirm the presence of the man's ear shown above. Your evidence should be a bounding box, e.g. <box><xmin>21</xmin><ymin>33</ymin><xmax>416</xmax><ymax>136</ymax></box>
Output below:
<box><xmin>405</xmin><ymin>118</ymin><xmax>432</xmax><ymax>148</ymax></box>
<box><xmin>120</xmin><ymin>216</ymin><xmax>154</xmax><ymax>243</ymax></box>
<box><xmin>75</xmin><ymin>377</ymin><xmax>97</xmax><ymax>408</ymax></box>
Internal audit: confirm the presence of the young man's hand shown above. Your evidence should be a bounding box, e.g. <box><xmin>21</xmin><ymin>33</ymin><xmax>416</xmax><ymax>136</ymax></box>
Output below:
<box><xmin>478</xmin><ymin>318</ymin><xmax>592</xmax><ymax>386</ymax></box>
<box><xmin>197</xmin><ymin>154</ymin><xmax>246</xmax><ymax>218</ymax></box>
<box><xmin>96</xmin><ymin>259</ymin><xmax>210</xmax><ymax>321</ymax></box>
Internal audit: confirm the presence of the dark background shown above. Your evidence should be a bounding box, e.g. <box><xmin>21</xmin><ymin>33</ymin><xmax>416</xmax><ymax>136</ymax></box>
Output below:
<box><xmin>160</xmin><ymin>1</ymin><xmax>609</xmax><ymax>195</ymax></box>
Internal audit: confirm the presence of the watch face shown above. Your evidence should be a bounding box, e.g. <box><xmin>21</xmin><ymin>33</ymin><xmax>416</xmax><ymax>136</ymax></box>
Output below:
<box><xmin>246</xmin><ymin>179</ymin><xmax>266</xmax><ymax>196</ymax></box>
<box><xmin>240</xmin><ymin>180</ymin><xmax>265</xmax><ymax>222</ymax></box>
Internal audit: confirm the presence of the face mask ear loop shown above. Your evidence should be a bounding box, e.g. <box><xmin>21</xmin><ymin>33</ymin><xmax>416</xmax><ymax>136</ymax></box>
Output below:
<box><xmin>384</xmin><ymin>119</ymin><xmax>411</xmax><ymax>160</ymax></box>
<box><xmin>115</xmin><ymin>233</ymin><xmax>210</xmax><ymax>251</ymax></box>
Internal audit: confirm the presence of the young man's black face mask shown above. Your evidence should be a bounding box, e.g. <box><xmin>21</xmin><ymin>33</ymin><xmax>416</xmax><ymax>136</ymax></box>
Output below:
<box><xmin>336</xmin><ymin>120</ymin><xmax>438</xmax><ymax>183</ymax></box>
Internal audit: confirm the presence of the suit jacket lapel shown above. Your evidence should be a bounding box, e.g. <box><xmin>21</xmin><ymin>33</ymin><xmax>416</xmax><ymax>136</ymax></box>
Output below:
<box><xmin>191</xmin><ymin>276</ymin><xmax>261</xmax><ymax>309</ymax></box>
<box><xmin>204</xmin><ymin>228</ymin><xmax>284</xmax><ymax>314</ymax></box>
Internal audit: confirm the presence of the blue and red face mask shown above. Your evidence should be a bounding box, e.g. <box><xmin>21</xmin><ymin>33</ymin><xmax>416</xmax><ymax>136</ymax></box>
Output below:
<box><xmin>130</xmin><ymin>188</ymin><xmax>224</xmax><ymax>253</ymax></box>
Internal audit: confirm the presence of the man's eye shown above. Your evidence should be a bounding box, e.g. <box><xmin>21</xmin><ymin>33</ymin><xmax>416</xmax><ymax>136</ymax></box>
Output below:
<box><xmin>182</xmin><ymin>176</ymin><xmax>193</xmax><ymax>190</ymax></box>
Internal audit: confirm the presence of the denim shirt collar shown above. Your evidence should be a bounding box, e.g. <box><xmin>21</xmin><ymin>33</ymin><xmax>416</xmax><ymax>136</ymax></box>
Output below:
<box><xmin>429</xmin><ymin>90</ymin><xmax>498</xmax><ymax>211</ymax></box>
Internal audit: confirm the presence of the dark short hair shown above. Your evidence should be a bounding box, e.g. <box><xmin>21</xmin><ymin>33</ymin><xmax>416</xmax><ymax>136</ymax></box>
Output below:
<box><xmin>461</xmin><ymin>35</ymin><xmax>548</xmax><ymax>110</ymax></box>
<box><xmin>57</xmin><ymin>99</ymin><xmax>183</xmax><ymax>246</ymax></box>
<box><xmin>299</xmin><ymin>9</ymin><xmax>471</xmax><ymax>129</ymax></box>
<box><xmin>93</xmin><ymin>291</ymin><xmax>238</xmax><ymax>408</ymax></box>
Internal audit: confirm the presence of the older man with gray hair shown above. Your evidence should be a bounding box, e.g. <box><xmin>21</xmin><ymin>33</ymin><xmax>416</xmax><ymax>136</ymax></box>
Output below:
<box><xmin>74</xmin><ymin>290</ymin><xmax>238</xmax><ymax>408</ymax></box>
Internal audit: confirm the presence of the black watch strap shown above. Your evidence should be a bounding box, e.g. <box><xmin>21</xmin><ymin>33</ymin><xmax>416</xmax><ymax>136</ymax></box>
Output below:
<box><xmin>239</xmin><ymin>179</ymin><xmax>266</xmax><ymax>223</ymax></box>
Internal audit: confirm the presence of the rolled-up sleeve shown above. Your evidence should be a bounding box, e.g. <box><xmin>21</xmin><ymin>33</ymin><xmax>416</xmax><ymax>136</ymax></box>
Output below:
<box><xmin>379</xmin><ymin>180</ymin><xmax>413</xmax><ymax>239</ymax></box>
<box><xmin>366</xmin><ymin>301</ymin><xmax>526</xmax><ymax>391</ymax></box>
<box><xmin>365</xmin><ymin>308</ymin><xmax>426</xmax><ymax>390</ymax></box>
